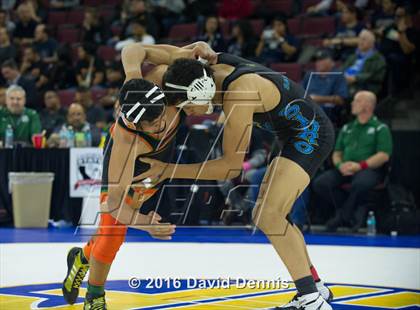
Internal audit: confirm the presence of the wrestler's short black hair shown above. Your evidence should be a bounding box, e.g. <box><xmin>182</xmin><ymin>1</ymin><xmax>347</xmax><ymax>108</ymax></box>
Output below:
<box><xmin>119</xmin><ymin>78</ymin><xmax>165</xmax><ymax>123</ymax></box>
<box><xmin>163</xmin><ymin>58</ymin><xmax>214</xmax><ymax>105</ymax></box>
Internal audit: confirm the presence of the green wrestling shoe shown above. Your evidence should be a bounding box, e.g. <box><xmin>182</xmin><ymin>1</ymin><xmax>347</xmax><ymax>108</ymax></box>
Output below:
<box><xmin>62</xmin><ymin>247</ymin><xmax>89</xmax><ymax>304</ymax></box>
<box><xmin>84</xmin><ymin>293</ymin><xmax>107</xmax><ymax>310</ymax></box>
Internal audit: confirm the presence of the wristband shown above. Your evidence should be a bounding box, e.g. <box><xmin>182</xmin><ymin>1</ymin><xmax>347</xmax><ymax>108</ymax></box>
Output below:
<box><xmin>359</xmin><ymin>161</ymin><xmax>368</xmax><ymax>170</ymax></box>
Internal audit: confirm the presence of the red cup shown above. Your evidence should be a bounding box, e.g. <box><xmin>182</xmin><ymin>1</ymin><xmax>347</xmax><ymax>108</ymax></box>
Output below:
<box><xmin>32</xmin><ymin>134</ymin><xmax>43</xmax><ymax>149</ymax></box>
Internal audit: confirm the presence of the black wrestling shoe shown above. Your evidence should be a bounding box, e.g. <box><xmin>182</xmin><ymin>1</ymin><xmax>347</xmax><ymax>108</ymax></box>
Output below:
<box><xmin>84</xmin><ymin>292</ymin><xmax>107</xmax><ymax>310</ymax></box>
<box><xmin>62</xmin><ymin>247</ymin><xmax>89</xmax><ymax>304</ymax></box>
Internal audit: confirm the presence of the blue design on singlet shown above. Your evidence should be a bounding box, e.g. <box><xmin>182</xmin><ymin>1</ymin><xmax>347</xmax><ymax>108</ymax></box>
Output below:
<box><xmin>279</xmin><ymin>103</ymin><xmax>320</xmax><ymax>155</ymax></box>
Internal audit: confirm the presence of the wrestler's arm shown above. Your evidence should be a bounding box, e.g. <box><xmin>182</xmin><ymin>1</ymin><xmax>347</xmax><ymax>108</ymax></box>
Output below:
<box><xmin>105</xmin><ymin>125</ymin><xmax>151</xmax><ymax>224</ymax></box>
<box><xmin>137</xmin><ymin>86</ymin><xmax>257</xmax><ymax>181</ymax></box>
<box><xmin>105</xmin><ymin>126</ymin><xmax>175</xmax><ymax>238</ymax></box>
<box><xmin>143</xmin><ymin>64</ymin><xmax>168</xmax><ymax>87</ymax></box>
<box><xmin>121</xmin><ymin>41</ymin><xmax>216</xmax><ymax>78</ymax></box>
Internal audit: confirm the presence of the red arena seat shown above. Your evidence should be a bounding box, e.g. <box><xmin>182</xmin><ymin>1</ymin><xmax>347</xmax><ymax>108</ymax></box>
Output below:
<box><xmin>270</xmin><ymin>63</ymin><xmax>303</xmax><ymax>82</ymax></box>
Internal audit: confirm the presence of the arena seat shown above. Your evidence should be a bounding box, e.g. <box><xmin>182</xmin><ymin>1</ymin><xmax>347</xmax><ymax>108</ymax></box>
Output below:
<box><xmin>97</xmin><ymin>46</ymin><xmax>117</xmax><ymax>62</ymax></box>
<box><xmin>303</xmin><ymin>62</ymin><xmax>316</xmax><ymax>72</ymax></box>
<box><xmin>265</xmin><ymin>0</ymin><xmax>293</xmax><ymax>15</ymax></box>
<box><xmin>57</xmin><ymin>27</ymin><xmax>80</xmax><ymax>44</ymax></box>
<box><xmin>99</xmin><ymin>7</ymin><xmax>115</xmax><ymax>22</ymax></box>
<box><xmin>84</xmin><ymin>0</ymin><xmax>102</xmax><ymax>5</ymax></box>
<box><xmin>67</xmin><ymin>10</ymin><xmax>84</xmax><ymax>24</ymax></box>
<box><xmin>47</xmin><ymin>11</ymin><xmax>68</xmax><ymax>26</ymax></box>
<box><xmin>92</xmin><ymin>88</ymin><xmax>107</xmax><ymax>102</ymax></box>
<box><xmin>302</xmin><ymin>0</ymin><xmax>322</xmax><ymax>12</ymax></box>
<box><xmin>287</xmin><ymin>18</ymin><xmax>301</xmax><ymax>35</ymax></box>
<box><xmin>270</xmin><ymin>63</ymin><xmax>303</xmax><ymax>82</ymax></box>
<box><xmin>249</xmin><ymin>19</ymin><xmax>265</xmax><ymax>36</ymax></box>
<box><xmin>57</xmin><ymin>90</ymin><xmax>76</xmax><ymax>107</ymax></box>
<box><xmin>301</xmin><ymin>17</ymin><xmax>335</xmax><ymax>36</ymax></box>
<box><xmin>168</xmin><ymin>23</ymin><xmax>198</xmax><ymax>42</ymax></box>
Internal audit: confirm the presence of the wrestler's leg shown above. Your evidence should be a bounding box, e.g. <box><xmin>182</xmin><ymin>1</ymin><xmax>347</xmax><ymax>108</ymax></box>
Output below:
<box><xmin>252</xmin><ymin>157</ymin><xmax>312</xmax><ymax>281</ymax></box>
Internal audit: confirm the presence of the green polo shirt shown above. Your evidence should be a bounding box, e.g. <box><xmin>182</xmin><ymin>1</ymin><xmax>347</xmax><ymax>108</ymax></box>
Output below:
<box><xmin>0</xmin><ymin>107</ymin><xmax>42</xmax><ymax>145</ymax></box>
<box><xmin>335</xmin><ymin>116</ymin><xmax>393</xmax><ymax>162</ymax></box>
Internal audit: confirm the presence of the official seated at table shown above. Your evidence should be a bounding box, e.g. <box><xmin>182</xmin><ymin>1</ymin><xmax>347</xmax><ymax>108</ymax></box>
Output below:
<box><xmin>48</xmin><ymin>103</ymin><xmax>101</xmax><ymax>148</ymax></box>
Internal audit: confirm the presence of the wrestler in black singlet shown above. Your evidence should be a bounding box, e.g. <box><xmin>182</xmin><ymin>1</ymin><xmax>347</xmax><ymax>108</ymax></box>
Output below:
<box><xmin>218</xmin><ymin>53</ymin><xmax>335</xmax><ymax>178</ymax></box>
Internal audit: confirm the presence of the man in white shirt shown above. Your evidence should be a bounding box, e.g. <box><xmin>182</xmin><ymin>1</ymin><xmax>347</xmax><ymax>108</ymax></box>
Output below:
<box><xmin>115</xmin><ymin>20</ymin><xmax>155</xmax><ymax>51</ymax></box>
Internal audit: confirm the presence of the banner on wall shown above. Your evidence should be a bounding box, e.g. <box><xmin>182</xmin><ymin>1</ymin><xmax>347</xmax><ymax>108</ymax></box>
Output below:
<box><xmin>70</xmin><ymin>148</ymin><xmax>103</xmax><ymax>197</ymax></box>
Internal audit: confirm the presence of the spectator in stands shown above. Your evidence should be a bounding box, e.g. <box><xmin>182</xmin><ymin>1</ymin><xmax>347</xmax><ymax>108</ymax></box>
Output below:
<box><xmin>1</xmin><ymin>59</ymin><xmax>38</xmax><ymax>110</ymax></box>
<box><xmin>74</xmin><ymin>87</ymin><xmax>106</xmax><ymax>129</ymax></box>
<box><xmin>196</xmin><ymin>16</ymin><xmax>225</xmax><ymax>53</ymax></box>
<box><xmin>149</xmin><ymin>0</ymin><xmax>185</xmax><ymax>36</ymax></box>
<box><xmin>372</xmin><ymin>0</ymin><xmax>397</xmax><ymax>32</ymax></box>
<box><xmin>34</xmin><ymin>24</ymin><xmax>58</xmax><ymax>63</ymax></box>
<box><xmin>302</xmin><ymin>49</ymin><xmax>349</xmax><ymax>125</ymax></box>
<box><xmin>312</xmin><ymin>91</ymin><xmax>392</xmax><ymax>232</ymax></box>
<box><xmin>26</xmin><ymin>0</ymin><xmax>47</xmax><ymax>23</ymax></box>
<box><xmin>0</xmin><ymin>27</ymin><xmax>17</xmax><ymax>64</ymax></box>
<box><xmin>104</xmin><ymin>62</ymin><xmax>123</xmax><ymax>89</ymax></box>
<box><xmin>13</xmin><ymin>3</ymin><xmax>39</xmax><ymax>46</ymax></box>
<box><xmin>256</xmin><ymin>17</ymin><xmax>300</xmax><ymax>64</ymax></box>
<box><xmin>49</xmin><ymin>0</ymin><xmax>80</xmax><ymax>10</ymax></box>
<box><xmin>379</xmin><ymin>5</ymin><xmax>420</xmax><ymax>96</ymax></box>
<box><xmin>49</xmin><ymin>44</ymin><xmax>77</xmax><ymax>89</ymax></box>
<box><xmin>343</xmin><ymin>29</ymin><xmax>386</xmax><ymax>96</ymax></box>
<box><xmin>54</xmin><ymin>103</ymin><xmax>101</xmax><ymax>147</ymax></box>
<box><xmin>20</xmin><ymin>46</ymin><xmax>49</xmax><ymax>92</ymax></box>
<box><xmin>0</xmin><ymin>86</ymin><xmax>5</xmax><ymax>107</ymax></box>
<box><xmin>1</xmin><ymin>1</ymin><xmax>15</xmax><ymax>11</ymax></box>
<box><xmin>306</xmin><ymin>0</ymin><xmax>369</xmax><ymax>15</ymax></box>
<box><xmin>40</xmin><ymin>90</ymin><xmax>66</xmax><ymax>135</ymax></box>
<box><xmin>81</xmin><ymin>7</ymin><xmax>109</xmax><ymax>46</ymax></box>
<box><xmin>184</xmin><ymin>0</ymin><xmax>217</xmax><ymax>24</ymax></box>
<box><xmin>0</xmin><ymin>9</ymin><xmax>15</xmax><ymax>34</ymax></box>
<box><xmin>115</xmin><ymin>20</ymin><xmax>155</xmax><ymax>51</ymax></box>
<box><xmin>0</xmin><ymin>85</ymin><xmax>41</xmax><ymax>145</ymax></box>
<box><xmin>121</xmin><ymin>0</ymin><xmax>158</xmax><ymax>39</ymax></box>
<box><xmin>323</xmin><ymin>4</ymin><xmax>364</xmax><ymax>60</ymax></box>
<box><xmin>306</xmin><ymin>0</ymin><xmax>334</xmax><ymax>15</ymax></box>
<box><xmin>227</xmin><ymin>20</ymin><xmax>257</xmax><ymax>59</ymax></box>
<box><xmin>100</xmin><ymin>63</ymin><xmax>123</xmax><ymax>121</ymax></box>
<box><xmin>218</xmin><ymin>0</ymin><xmax>254</xmax><ymax>20</ymax></box>
<box><xmin>75</xmin><ymin>43</ymin><xmax>105</xmax><ymax>88</ymax></box>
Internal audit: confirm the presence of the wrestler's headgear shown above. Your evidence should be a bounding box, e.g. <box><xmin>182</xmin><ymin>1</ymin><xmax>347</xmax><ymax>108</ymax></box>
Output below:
<box><xmin>119</xmin><ymin>79</ymin><xmax>166</xmax><ymax>129</ymax></box>
<box><xmin>164</xmin><ymin>60</ymin><xmax>216</xmax><ymax>114</ymax></box>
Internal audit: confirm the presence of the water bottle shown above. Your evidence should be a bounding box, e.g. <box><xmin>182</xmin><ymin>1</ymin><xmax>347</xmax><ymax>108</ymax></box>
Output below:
<box><xmin>4</xmin><ymin>125</ymin><xmax>14</xmax><ymax>148</ymax></box>
<box><xmin>85</xmin><ymin>129</ymin><xmax>92</xmax><ymax>147</ymax></box>
<box><xmin>366</xmin><ymin>211</ymin><xmax>376</xmax><ymax>236</ymax></box>
<box><xmin>59</xmin><ymin>127</ymin><xmax>68</xmax><ymax>147</ymax></box>
<box><xmin>99</xmin><ymin>131</ymin><xmax>107</xmax><ymax>148</ymax></box>
<box><xmin>67</xmin><ymin>126</ymin><xmax>75</xmax><ymax>148</ymax></box>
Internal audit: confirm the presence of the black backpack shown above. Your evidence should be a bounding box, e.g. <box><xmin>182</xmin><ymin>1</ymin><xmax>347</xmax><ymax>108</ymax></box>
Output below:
<box><xmin>378</xmin><ymin>183</ymin><xmax>420</xmax><ymax>235</ymax></box>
